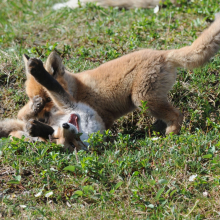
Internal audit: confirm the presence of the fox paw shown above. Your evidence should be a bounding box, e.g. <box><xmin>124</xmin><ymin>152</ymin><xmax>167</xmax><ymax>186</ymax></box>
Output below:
<box><xmin>26</xmin><ymin>119</ymin><xmax>54</xmax><ymax>139</ymax></box>
<box><xmin>28</xmin><ymin>58</ymin><xmax>44</xmax><ymax>78</ymax></box>
<box><xmin>26</xmin><ymin>119</ymin><xmax>39</xmax><ymax>137</ymax></box>
<box><xmin>152</xmin><ymin>119</ymin><xmax>167</xmax><ymax>134</ymax></box>
<box><xmin>32</xmin><ymin>95</ymin><xmax>44</xmax><ymax>114</ymax></box>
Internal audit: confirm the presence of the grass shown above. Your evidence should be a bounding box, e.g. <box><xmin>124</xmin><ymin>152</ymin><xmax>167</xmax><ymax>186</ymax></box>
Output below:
<box><xmin>1</xmin><ymin>0</ymin><xmax>220</xmax><ymax>218</ymax></box>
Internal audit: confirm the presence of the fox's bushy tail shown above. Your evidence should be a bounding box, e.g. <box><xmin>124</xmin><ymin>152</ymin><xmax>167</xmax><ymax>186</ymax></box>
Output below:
<box><xmin>0</xmin><ymin>119</ymin><xmax>25</xmax><ymax>138</ymax></box>
<box><xmin>167</xmin><ymin>13</ymin><xmax>220</xmax><ymax>69</ymax></box>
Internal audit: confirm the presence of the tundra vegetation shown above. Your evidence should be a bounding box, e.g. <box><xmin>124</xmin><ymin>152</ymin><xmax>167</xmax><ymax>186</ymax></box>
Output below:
<box><xmin>1</xmin><ymin>0</ymin><xmax>220</xmax><ymax>219</ymax></box>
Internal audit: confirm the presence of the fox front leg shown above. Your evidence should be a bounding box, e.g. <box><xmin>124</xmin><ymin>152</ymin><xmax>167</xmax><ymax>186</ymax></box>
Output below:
<box><xmin>27</xmin><ymin>57</ymin><xmax>76</xmax><ymax>110</ymax></box>
<box><xmin>27</xmin><ymin>58</ymin><xmax>59</xmax><ymax>91</ymax></box>
<box><xmin>26</xmin><ymin>119</ymin><xmax>54</xmax><ymax>140</ymax></box>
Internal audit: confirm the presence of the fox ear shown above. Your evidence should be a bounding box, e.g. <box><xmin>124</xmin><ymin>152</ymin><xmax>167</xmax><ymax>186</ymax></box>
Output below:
<box><xmin>23</xmin><ymin>54</ymin><xmax>30</xmax><ymax>79</ymax></box>
<box><xmin>45</xmin><ymin>51</ymin><xmax>65</xmax><ymax>78</ymax></box>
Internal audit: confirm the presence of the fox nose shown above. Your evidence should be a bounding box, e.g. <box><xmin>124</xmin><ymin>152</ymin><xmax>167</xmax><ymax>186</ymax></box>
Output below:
<box><xmin>62</xmin><ymin>123</ymin><xmax>70</xmax><ymax>129</ymax></box>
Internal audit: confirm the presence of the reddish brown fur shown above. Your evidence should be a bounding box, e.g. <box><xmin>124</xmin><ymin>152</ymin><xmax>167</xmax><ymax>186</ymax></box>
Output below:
<box><xmin>17</xmin><ymin>55</ymin><xmax>69</xmax><ymax>122</ymax></box>
<box><xmin>27</xmin><ymin>14</ymin><xmax>220</xmax><ymax>135</ymax></box>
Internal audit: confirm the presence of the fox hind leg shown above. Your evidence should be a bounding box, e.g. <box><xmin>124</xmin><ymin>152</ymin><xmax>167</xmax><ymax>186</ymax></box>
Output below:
<box><xmin>147</xmin><ymin>99</ymin><xmax>183</xmax><ymax>135</ymax></box>
<box><xmin>152</xmin><ymin>119</ymin><xmax>167</xmax><ymax>134</ymax></box>
<box><xmin>27</xmin><ymin>57</ymin><xmax>75</xmax><ymax>110</ymax></box>
<box><xmin>134</xmin><ymin>97</ymin><xmax>183</xmax><ymax>135</ymax></box>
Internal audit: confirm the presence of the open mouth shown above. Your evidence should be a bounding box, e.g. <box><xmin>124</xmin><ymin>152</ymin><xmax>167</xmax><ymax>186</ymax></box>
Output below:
<box><xmin>68</xmin><ymin>114</ymin><xmax>79</xmax><ymax>131</ymax></box>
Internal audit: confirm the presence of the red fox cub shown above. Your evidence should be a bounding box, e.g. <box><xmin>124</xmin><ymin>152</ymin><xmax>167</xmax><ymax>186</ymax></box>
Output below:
<box><xmin>27</xmin><ymin>13</ymin><xmax>220</xmax><ymax>136</ymax></box>
<box><xmin>0</xmin><ymin>56</ymin><xmax>105</xmax><ymax>151</ymax></box>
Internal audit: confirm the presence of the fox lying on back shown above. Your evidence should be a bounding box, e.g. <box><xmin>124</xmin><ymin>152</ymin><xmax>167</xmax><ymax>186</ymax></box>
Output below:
<box><xmin>0</xmin><ymin>55</ymin><xmax>105</xmax><ymax>151</ymax></box>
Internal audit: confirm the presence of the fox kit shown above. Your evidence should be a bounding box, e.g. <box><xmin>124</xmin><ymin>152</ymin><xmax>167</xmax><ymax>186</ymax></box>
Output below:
<box><xmin>0</xmin><ymin>96</ymin><xmax>104</xmax><ymax>151</ymax></box>
<box><xmin>26</xmin><ymin>13</ymin><xmax>220</xmax><ymax>136</ymax></box>
<box><xmin>0</xmin><ymin>56</ymin><xmax>105</xmax><ymax>151</ymax></box>
<box><xmin>0</xmin><ymin>58</ymin><xmax>105</xmax><ymax>150</ymax></box>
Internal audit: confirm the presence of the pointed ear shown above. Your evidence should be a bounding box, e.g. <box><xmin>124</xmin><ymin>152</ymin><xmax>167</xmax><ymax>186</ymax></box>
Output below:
<box><xmin>45</xmin><ymin>51</ymin><xmax>65</xmax><ymax>78</ymax></box>
<box><xmin>23</xmin><ymin>54</ymin><xmax>30</xmax><ymax>79</ymax></box>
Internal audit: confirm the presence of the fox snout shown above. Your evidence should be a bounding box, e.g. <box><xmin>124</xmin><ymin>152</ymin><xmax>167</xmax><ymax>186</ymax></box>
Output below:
<box><xmin>62</xmin><ymin>123</ymin><xmax>70</xmax><ymax>129</ymax></box>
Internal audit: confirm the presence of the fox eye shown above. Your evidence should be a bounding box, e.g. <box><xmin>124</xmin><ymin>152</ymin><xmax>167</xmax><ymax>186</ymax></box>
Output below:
<box><xmin>46</xmin><ymin>97</ymin><xmax>51</xmax><ymax>103</ymax></box>
<box><xmin>70</xmin><ymin>142</ymin><xmax>75</xmax><ymax>149</ymax></box>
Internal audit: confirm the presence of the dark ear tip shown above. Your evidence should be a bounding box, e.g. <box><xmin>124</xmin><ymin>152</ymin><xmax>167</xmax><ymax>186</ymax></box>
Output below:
<box><xmin>23</xmin><ymin>54</ymin><xmax>30</xmax><ymax>60</ymax></box>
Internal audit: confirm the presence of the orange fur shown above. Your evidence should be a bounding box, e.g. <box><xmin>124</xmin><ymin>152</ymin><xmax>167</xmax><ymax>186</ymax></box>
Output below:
<box><xmin>17</xmin><ymin>55</ymin><xmax>65</xmax><ymax>123</ymax></box>
<box><xmin>28</xmin><ymin>14</ymin><xmax>220</xmax><ymax>135</ymax></box>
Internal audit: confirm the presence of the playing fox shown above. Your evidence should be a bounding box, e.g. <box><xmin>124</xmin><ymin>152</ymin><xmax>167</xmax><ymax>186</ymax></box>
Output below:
<box><xmin>27</xmin><ymin>13</ymin><xmax>220</xmax><ymax>135</ymax></box>
<box><xmin>1</xmin><ymin>13</ymin><xmax>220</xmax><ymax>150</ymax></box>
